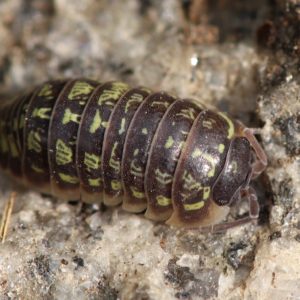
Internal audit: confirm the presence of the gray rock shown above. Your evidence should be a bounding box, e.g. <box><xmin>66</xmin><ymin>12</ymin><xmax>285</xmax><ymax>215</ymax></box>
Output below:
<box><xmin>0</xmin><ymin>0</ymin><xmax>299</xmax><ymax>299</ymax></box>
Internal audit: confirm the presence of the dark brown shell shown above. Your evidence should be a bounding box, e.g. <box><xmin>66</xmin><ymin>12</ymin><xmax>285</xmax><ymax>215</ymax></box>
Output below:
<box><xmin>0</xmin><ymin>79</ymin><xmax>266</xmax><ymax>228</ymax></box>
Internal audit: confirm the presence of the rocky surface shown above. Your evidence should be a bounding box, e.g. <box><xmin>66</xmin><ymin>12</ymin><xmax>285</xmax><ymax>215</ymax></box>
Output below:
<box><xmin>0</xmin><ymin>0</ymin><xmax>299</xmax><ymax>299</ymax></box>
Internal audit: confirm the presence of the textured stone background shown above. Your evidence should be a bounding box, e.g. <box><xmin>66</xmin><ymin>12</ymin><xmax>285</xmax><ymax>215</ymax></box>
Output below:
<box><xmin>0</xmin><ymin>0</ymin><xmax>299</xmax><ymax>299</ymax></box>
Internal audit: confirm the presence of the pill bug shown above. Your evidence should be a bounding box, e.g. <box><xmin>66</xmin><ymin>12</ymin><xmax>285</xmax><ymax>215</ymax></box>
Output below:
<box><xmin>0</xmin><ymin>79</ymin><xmax>267</xmax><ymax>229</ymax></box>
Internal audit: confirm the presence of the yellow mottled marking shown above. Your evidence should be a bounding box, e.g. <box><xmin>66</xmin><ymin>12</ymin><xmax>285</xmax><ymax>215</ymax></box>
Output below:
<box><xmin>109</xmin><ymin>142</ymin><xmax>120</xmax><ymax>172</ymax></box>
<box><xmin>218</xmin><ymin>112</ymin><xmax>234</xmax><ymax>139</ymax></box>
<box><xmin>130</xmin><ymin>160</ymin><xmax>143</xmax><ymax>177</ymax></box>
<box><xmin>38</xmin><ymin>83</ymin><xmax>53</xmax><ymax>98</ymax></box>
<box><xmin>89</xmin><ymin>110</ymin><xmax>101</xmax><ymax>133</ymax></box>
<box><xmin>133</xmin><ymin>149</ymin><xmax>139</xmax><ymax>156</ymax></box>
<box><xmin>182</xmin><ymin>171</ymin><xmax>203</xmax><ymax>192</ymax></box>
<box><xmin>111</xmin><ymin>180</ymin><xmax>122</xmax><ymax>191</ymax></box>
<box><xmin>180</xmin><ymin>130</ymin><xmax>189</xmax><ymax>136</ymax></box>
<box><xmin>156</xmin><ymin>195</ymin><xmax>172</xmax><ymax>206</ymax></box>
<box><xmin>178</xmin><ymin>141</ymin><xmax>185</xmax><ymax>151</ymax></box>
<box><xmin>58</xmin><ymin>173</ymin><xmax>79</xmax><ymax>184</ymax></box>
<box><xmin>88</xmin><ymin>178</ymin><xmax>102</xmax><ymax>187</ymax></box>
<box><xmin>151</xmin><ymin>101</ymin><xmax>170</xmax><ymax>108</ymax></box>
<box><xmin>184</xmin><ymin>201</ymin><xmax>205</xmax><ymax>211</ymax></box>
<box><xmin>140</xmin><ymin>87</ymin><xmax>151</xmax><ymax>93</ymax></box>
<box><xmin>125</xmin><ymin>93</ymin><xmax>144</xmax><ymax>113</ymax></box>
<box><xmin>191</xmin><ymin>148</ymin><xmax>202</xmax><ymax>157</ymax></box>
<box><xmin>98</xmin><ymin>82</ymin><xmax>128</xmax><ymax>105</ymax></box>
<box><xmin>130</xmin><ymin>186</ymin><xmax>145</xmax><ymax>199</ymax></box>
<box><xmin>218</xmin><ymin>143</ymin><xmax>225</xmax><ymax>153</ymax></box>
<box><xmin>69</xmin><ymin>138</ymin><xmax>77</xmax><ymax>146</ymax></box>
<box><xmin>62</xmin><ymin>108</ymin><xmax>81</xmax><ymax>125</ymax></box>
<box><xmin>155</xmin><ymin>169</ymin><xmax>173</xmax><ymax>185</ymax></box>
<box><xmin>102</xmin><ymin>101</ymin><xmax>115</xmax><ymax>108</ymax></box>
<box><xmin>27</xmin><ymin>131</ymin><xmax>42</xmax><ymax>153</ymax></box>
<box><xmin>142</xmin><ymin>128</ymin><xmax>148</xmax><ymax>135</ymax></box>
<box><xmin>202</xmin><ymin>119</ymin><xmax>216</xmax><ymax>129</ymax></box>
<box><xmin>230</xmin><ymin>161</ymin><xmax>238</xmax><ymax>174</ymax></box>
<box><xmin>68</xmin><ymin>81</ymin><xmax>95</xmax><ymax>100</ymax></box>
<box><xmin>32</xmin><ymin>107</ymin><xmax>52</xmax><ymax>119</ymax></box>
<box><xmin>56</xmin><ymin>139</ymin><xmax>72</xmax><ymax>165</ymax></box>
<box><xmin>118</xmin><ymin>118</ymin><xmax>126</xmax><ymax>135</ymax></box>
<box><xmin>101</xmin><ymin>121</ymin><xmax>108</xmax><ymax>128</ymax></box>
<box><xmin>165</xmin><ymin>136</ymin><xmax>174</xmax><ymax>149</ymax></box>
<box><xmin>203</xmin><ymin>186</ymin><xmax>210</xmax><ymax>200</ymax></box>
<box><xmin>176</xmin><ymin>108</ymin><xmax>196</xmax><ymax>120</ymax></box>
<box><xmin>192</xmin><ymin>148</ymin><xmax>216</xmax><ymax>177</ymax></box>
<box><xmin>31</xmin><ymin>164</ymin><xmax>44</xmax><ymax>173</ymax></box>
<box><xmin>84</xmin><ymin>152</ymin><xmax>101</xmax><ymax>171</ymax></box>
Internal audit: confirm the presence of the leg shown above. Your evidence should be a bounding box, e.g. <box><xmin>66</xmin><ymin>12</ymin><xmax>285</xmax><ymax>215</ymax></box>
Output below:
<box><xmin>190</xmin><ymin>186</ymin><xmax>259</xmax><ymax>233</ymax></box>
<box><xmin>243</xmin><ymin>127</ymin><xmax>267</xmax><ymax>179</ymax></box>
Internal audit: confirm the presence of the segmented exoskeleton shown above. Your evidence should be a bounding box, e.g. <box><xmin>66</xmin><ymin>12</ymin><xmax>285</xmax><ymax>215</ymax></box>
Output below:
<box><xmin>0</xmin><ymin>79</ymin><xmax>267</xmax><ymax>229</ymax></box>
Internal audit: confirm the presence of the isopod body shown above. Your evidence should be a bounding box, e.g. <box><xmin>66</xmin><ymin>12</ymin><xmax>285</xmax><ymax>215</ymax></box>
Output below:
<box><xmin>0</xmin><ymin>79</ymin><xmax>267</xmax><ymax>229</ymax></box>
